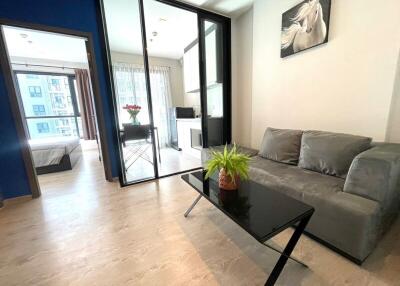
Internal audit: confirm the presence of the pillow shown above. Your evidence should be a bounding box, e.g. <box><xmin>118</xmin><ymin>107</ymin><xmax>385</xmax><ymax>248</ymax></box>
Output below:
<box><xmin>258</xmin><ymin>127</ymin><xmax>303</xmax><ymax>165</ymax></box>
<box><xmin>298</xmin><ymin>131</ymin><xmax>372</xmax><ymax>178</ymax></box>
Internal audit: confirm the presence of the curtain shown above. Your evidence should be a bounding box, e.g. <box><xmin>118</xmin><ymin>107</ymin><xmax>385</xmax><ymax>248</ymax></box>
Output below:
<box><xmin>112</xmin><ymin>62</ymin><xmax>173</xmax><ymax>147</ymax></box>
<box><xmin>75</xmin><ymin>69</ymin><xmax>96</xmax><ymax>140</ymax></box>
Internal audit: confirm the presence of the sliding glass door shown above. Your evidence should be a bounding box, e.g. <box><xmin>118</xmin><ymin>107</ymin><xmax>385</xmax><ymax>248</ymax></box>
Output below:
<box><xmin>102</xmin><ymin>0</ymin><xmax>157</xmax><ymax>184</ymax></box>
<box><xmin>100</xmin><ymin>0</ymin><xmax>231</xmax><ymax>186</ymax></box>
<box><xmin>198</xmin><ymin>15</ymin><xmax>231</xmax><ymax>148</ymax></box>
<box><xmin>142</xmin><ymin>0</ymin><xmax>203</xmax><ymax>177</ymax></box>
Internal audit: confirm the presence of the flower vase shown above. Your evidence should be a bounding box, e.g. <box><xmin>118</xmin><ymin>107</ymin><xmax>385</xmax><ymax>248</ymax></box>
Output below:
<box><xmin>218</xmin><ymin>169</ymin><xmax>239</xmax><ymax>190</ymax></box>
<box><xmin>131</xmin><ymin>116</ymin><xmax>140</xmax><ymax>125</ymax></box>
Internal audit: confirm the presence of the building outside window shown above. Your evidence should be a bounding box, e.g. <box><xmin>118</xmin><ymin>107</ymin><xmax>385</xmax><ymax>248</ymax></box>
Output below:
<box><xmin>32</xmin><ymin>104</ymin><xmax>46</xmax><ymax>116</ymax></box>
<box><xmin>36</xmin><ymin>122</ymin><xmax>49</xmax><ymax>133</ymax></box>
<box><xmin>48</xmin><ymin>78</ymin><xmax>61</xmax><ymax>91</ymax></box>
<box><xmin>28</xmin><ymin>86</ymin><xmax>42</xmax><ymax>97</ymax></box>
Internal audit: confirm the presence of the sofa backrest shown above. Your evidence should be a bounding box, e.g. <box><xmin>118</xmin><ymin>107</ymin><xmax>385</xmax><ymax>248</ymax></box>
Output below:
<box><xmin>258</xmin><ymin>127</ymin><xmax>303</xmax><ymax>165</ymax></box>
<box><xmin>259</xmin><ymin>127</ymin><xmax>372</xmax><ymax>178</ymax></box>
<box><xmin>298</xmin><ymin>131</ymin><xmax>372</xmax><ymax>178</ymax></box>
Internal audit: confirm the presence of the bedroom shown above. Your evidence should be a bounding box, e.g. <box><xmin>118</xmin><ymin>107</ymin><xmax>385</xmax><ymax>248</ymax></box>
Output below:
<box><xmin>2</xmin><ymin>25</ymin><xmax>107</xmax><ymax>192</ymax></box>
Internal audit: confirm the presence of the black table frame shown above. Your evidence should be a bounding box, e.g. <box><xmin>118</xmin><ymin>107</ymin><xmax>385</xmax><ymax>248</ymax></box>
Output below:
<box><xmin>182</xmin><ymin>180</ymin><xmax>314</xmax><ymax>286</ymax></box>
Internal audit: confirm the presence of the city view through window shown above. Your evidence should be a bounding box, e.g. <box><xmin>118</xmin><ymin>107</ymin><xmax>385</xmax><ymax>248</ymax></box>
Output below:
<box><xmin>16</xmin><ymin>73</ymin><xmax>83</xmax><ymax>139</ymax></box>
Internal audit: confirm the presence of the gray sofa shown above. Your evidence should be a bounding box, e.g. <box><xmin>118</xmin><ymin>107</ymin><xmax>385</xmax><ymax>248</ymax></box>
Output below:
<box><xmin>202</xmin><ymin>128</ymin><xmax>400</xmax><ymax>264</ymax></box>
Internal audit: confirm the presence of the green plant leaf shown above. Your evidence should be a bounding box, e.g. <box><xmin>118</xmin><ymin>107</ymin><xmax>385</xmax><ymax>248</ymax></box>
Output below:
<box><xmin>204</xmin><ymin>144</ymin><xmax>251</xmax><ymax>182</ymax></box>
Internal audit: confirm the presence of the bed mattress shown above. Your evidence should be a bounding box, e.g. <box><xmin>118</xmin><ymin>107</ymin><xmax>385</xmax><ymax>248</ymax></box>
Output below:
<box><xmin>29</xmin><ymin>137</ymin><xmax>80</xmax><ymax>168</ymax></box>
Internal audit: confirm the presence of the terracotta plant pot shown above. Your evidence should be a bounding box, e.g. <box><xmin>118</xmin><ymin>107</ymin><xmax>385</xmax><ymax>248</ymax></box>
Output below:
<box><xmin>218</xmin><ymin>169</ymin><xmax>239</xmax><ymax>190</ymax></box>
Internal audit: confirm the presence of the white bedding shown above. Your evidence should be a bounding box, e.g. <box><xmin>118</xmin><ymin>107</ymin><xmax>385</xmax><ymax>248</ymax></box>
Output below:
<box><xmin>29</xmin><ymin>137</ymin><xmax>80</xmax><ymax>167</ymax></box>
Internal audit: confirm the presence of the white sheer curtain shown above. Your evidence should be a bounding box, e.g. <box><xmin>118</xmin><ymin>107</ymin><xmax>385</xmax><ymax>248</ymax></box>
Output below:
<box><xmin>112</xmin><ymin>62</ymin><xmax>172</xmax><ymax>147</ymax></box>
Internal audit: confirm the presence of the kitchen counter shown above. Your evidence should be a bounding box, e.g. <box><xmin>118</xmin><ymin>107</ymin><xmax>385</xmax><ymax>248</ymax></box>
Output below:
<box><xmin>176</xmin><ymin>118</ymin><xmax>202</xmax><ymax>158</ymax></box>
<box><xmin>176</xmin><ymin>118</ymin><xmax>201</xmax><ymax>122</ymax></box>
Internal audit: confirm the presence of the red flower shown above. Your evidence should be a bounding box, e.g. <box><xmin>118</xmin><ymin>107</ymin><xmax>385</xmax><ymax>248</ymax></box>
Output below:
<box><xmin>123</xmin><ymin>104</ymin><xmax>141</xmax><ymax>110</ymax></box>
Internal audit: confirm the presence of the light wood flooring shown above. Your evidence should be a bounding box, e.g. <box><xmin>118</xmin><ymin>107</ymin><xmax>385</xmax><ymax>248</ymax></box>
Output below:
<box><xmin>0</xmin><ymin>149</ymin><xmax>400</xmax><ymax>285</ymax></box>
<box><xmin>124</xmin><ymin>146</ymin><xmax>202</xmax><ymax>182</ymax></box>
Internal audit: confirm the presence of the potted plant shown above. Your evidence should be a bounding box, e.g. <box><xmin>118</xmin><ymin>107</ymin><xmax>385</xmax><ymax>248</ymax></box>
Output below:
<box><xmin>123</xmin><ymin>104</ymin><xmax>141</xmax><ymax>125</ymax></box>
<box><xmin>205</xmin><ymin>144</ymin><xmax>251</xmax><ymax>190</ymax></box>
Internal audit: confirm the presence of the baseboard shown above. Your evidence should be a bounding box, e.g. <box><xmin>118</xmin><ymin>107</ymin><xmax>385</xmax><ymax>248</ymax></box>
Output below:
<box><xmin>303</xmin><ymin>231</ymin><xmax>363</xmax><ymax>265</ymax></box>
<box><xmin>3</xmin><ymin>195</ymin><xmax>32</xmax><ymax>207</ymax></box>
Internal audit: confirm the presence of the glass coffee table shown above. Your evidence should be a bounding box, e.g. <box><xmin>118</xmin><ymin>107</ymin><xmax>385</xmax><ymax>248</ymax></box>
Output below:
<box><xmin>181</xmin><ymin>171</ymin><xmax>314</xmax><ymax>286</ymax></box>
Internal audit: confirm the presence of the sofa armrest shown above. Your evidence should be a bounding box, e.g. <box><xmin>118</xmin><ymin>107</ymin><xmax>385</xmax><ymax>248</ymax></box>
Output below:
<box><xmin>344</xmin><ymin>144</ymin><xmax>400</xmax><ymax>209</ymax></box>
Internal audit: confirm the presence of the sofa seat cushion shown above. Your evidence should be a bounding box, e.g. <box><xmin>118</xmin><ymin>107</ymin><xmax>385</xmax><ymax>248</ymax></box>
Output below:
<box><xmin>298</xmin><ymin>130</ymin><xmax>372</xmax><ymax>178</ymax></box>
<box><xmin>249</xmin><ymin>156</ymin><xmax>381</xmax><ymax>261</ymax></box>
<box><xmin>249</xmin><ymin>156</ymin><xmax>345</xmax><ymax>199</ymax></box>
<box><xmin>258</xmin><ymin>127</ymin><xmax>303</xmax><ymax>165</ymax></box>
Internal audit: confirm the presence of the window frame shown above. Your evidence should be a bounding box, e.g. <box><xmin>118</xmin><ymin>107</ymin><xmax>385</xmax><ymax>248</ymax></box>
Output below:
<box><xmin>14</xmin><ymin>71</ymin><xmax>82</xmax><ymax>139</ymax></box>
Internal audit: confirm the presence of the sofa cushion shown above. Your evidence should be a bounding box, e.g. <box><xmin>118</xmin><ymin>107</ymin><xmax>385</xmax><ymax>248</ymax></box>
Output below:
<box><xmin>258</xmin><ymin>127</ymin><xmax>303</xmax><ymax>165</ymax></box>
<box><xmin>249</xmin><ymin>156</ymin><xmax>345</xmax><ymax>198</ymax></box>
<box><xmin>249</xmin><ymin>156</ymin><xmax>380</xmax><ymax>261</ymax></box>
<box><xmin>298</xmin><ymin>131</ymin><xmax>372</xmax><ymax>178</ymax></box>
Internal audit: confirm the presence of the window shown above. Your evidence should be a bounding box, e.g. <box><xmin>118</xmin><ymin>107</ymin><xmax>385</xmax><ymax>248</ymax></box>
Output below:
<box><xmin>32</xmin><ymin>105</ymin><xmax>46</xmax><ymax>116</ymax></box>
<box><xmin>26</xmin><ymin>74</ymin><xmax>38</xmax><ymax>79</ymax></box>
<box><xmin>36</xmin><ymin>122</ymin><xmax>49</xmax><ymax>133</ymax></box>
<box><xmin>16</xmin><ymin>73</ymin><xmax>83</xmax><ymax>139</ymax></box>
<box><xmin>28</xmin><ymin>86</ymin><xmax>42</xmax><ymax>97</ymax></box>
<box><xmin>48</xmin><ymin>78</ymin><xmax>61</xmax><ymax>91</ymax></box>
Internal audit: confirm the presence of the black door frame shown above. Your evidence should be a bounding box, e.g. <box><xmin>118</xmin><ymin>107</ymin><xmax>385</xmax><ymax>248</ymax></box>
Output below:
<box><xmin>98</xmin><ymin>0</ymin><xmax>231</xmax><ymax>187</ymax></box>
<box><xmin>0</xmin><ymin>19</ymin><xmax>115</xmax><ymax>198</ymax></box>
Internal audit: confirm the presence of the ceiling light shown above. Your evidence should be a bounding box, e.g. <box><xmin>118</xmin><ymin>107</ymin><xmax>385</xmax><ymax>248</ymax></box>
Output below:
<box><xmin>159</xmin><ymin>18</ymin><xmax>167</xmax><ymax>22</ymax></box>
<box><xmin>27</xmin><ymin>40</ymin><xmax>33</xmax><ymax>44</ymax></box>
<box><xmin>20</xmin><ymin>33</ymin><xmax>28</xmax><ymax>38</ymax></box>
<box><xmin>152</xmin><ymin>31</ymin><xmax>158</xmax><ymax>37</ymax></box>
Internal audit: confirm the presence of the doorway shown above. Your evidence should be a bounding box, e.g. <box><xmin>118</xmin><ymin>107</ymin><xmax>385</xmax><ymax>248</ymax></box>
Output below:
<box><xmin>0</xmin><ymin>23</ymin><xmax>113</xmax><ymax>196</ymax></box>
<box><xmin>101</xmin><ymin>0</ymin><xmax>231</xmax><ymax>186</ymax></box>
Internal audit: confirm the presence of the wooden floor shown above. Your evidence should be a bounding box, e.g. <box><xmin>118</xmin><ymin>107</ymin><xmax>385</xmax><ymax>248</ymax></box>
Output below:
<box><xmin>1</xmin><ymin>149</ymin><xmax>400</xmax><ymax>285</ymax></box>
<box><xmin>124</xmin><ymin>146</ymin><xmax>202</xmax><ymax>182</ymax></box>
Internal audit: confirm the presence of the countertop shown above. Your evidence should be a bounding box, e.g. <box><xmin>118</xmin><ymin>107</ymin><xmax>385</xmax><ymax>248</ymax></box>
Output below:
<box><xmin>176</xmin><ymin>118</ymin><xmax>201</xmax><ymax>122</ymax></box>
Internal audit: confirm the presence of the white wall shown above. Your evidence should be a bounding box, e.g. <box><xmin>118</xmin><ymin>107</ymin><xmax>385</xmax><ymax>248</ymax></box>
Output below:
<box><xmin>386</xmin><ymin>52</ymin><xmax>400</xmax><ymax>142</ymax></box>
<box><xmin>111</xmin><ymin>52</ymin><xmax>185</xmax><ymax>107</ymax></box>
<box><xmin>246</xmin><ymin>0</ymin><xmax>400</xmax><ymax>149</ymax></box>
<box><xmin>232</xmin><ymin>7</ymin><xmax>253</xmax><ymax>147</ymax></box>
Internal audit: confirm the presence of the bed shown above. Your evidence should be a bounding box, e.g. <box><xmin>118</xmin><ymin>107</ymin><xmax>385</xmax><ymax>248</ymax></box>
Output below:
<box><xmin>29</xmin><ymin>137</ymin><xmax>82</xmax><ymax>175</ymax></box>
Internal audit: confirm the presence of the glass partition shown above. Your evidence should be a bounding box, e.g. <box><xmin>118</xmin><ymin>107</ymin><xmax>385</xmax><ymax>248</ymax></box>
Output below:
<box><xmin>101</xmin><ymin>0</ymin><xmax>231</xmax><ymax>186</ymax></box>
<box><xmin>103</xmin><ymin>0</ymin><xmax>156</xmax><ymax>184</ymax></box>
<box><xmin>143</xmin><ymin>0</ymin><xmax>202</xmax><ymax>177</ymax></box>
<box><xmin>201</xmin><ymin>19</ymin><xmax>227</xmax><ymax>147</ymax></box>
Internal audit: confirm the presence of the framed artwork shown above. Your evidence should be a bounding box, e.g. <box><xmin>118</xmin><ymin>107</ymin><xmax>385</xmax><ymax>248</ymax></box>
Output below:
<box><xmin>281</xmin><ymin>0</ymin><xmax>331</xmax><ymax>58</ymax></box>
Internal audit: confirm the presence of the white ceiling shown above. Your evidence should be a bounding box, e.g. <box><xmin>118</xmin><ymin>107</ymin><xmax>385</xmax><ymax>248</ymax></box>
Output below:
<box><xmin>3</xmin><ymin>26</ymin><xmax>88</xmax><ymax>63</ymax></box>
<box><xmin>104</xmin><ymin>0</ymin><xmax>198</xmax><ymax>59</ymax></box>
<box><xmin>104</xmin><ymin>0</ymin><xmax>253</xmax><ymax>60</ymax></box>
<box><xmin>3</xmin><ymin>0</ymin><xmax>254</xmax><ymax>62</ymax></box>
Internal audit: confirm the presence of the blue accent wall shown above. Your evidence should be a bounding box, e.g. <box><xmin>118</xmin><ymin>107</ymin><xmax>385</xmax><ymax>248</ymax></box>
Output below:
<box><xmin>0</xmin><ymin>0</ymin><xmax>119</xmax><ymax>199</ymax></box>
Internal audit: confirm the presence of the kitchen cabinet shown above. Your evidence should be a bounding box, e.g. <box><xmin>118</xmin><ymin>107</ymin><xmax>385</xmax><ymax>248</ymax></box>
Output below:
<box><xmin>183</xmin><ymin>23</ymin><xmax>222</xmax><ymax>93</ymax></box>
<box><xmin>183</xmin><ymin>43</ymin><xmax>200</xmax><ymax>93</ymax></box>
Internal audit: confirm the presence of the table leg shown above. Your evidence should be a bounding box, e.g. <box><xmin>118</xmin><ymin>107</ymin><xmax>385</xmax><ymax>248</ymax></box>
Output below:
<box><xmin>184</xmin><ymin>195</ymin><xmax>202</xmax><ymax>217</ymax></box>
<box><xmin>263</xmin><ymin>242</ymin><xmax>307</xmax><ymax>268</ymax></box>
<box><xmin>265</xmin><ymin>213</ymin><xmax>312</xmax><ymax>286</ymax></box>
